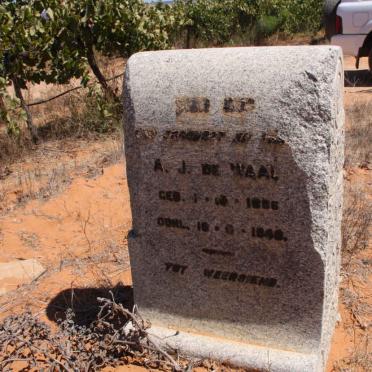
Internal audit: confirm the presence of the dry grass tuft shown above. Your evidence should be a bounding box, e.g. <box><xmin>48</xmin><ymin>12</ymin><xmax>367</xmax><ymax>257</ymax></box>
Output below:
<box><xmin>336</xmin><ymin>97</ymin><xmax>372</xmax><ymax>372</ymax></box>
<box><xmin>333</xmin><ymin>334</ymin><xmax>372</xmax><ymax>372</ymax></box>
<box><xmin>14</xmin><ymin>165</ymin><xmax>71</xmax><ymax>205</ymax></box>
<box><xmin>344</xmin><ymin>100</ymin><xmax>372</xmax><ymax>169</ymax></box>
<box><xmin>0</xmin><ymin>132</ymin><xmax>124</xmax><ymax>213</ymax></box>
<box><xmin>342</xmin><ymin>182</ymin><xmax>371</xmax><ymax>267</ymax></box>
<box><xmin>0</xmin><ymin>131</ymin><xmax>34</xmax><ymax>164</ymax></box>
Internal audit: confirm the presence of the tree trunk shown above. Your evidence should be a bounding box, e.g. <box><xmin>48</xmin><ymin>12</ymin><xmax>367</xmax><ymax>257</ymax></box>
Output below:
<box><xmin>0</xmin><ymin>96</ymin><xmax>6</xmax><ymax>127</ymax></box>
<box><xmin>12</xmin><ymin>77</ymin><xmax>39</xmax><ymax>143</ymax></box>
<box><xmin>0</xmin><ymin>95</ymin><xmax>5</xmax><ymax>111</ymax></box>
<box><xmin>0</xmin><ymin>95</ymin><xmax>5</xmax><ymax>118</ymax></box>
<box><xmin>186</xmin><ymin>26</ymin><xmax>192</xmax><ymax>49</ymax></box>
<box><xmin>86</xmin><ymin>44</ymin><xmax>116</xmax><ymax>99</ymax></box>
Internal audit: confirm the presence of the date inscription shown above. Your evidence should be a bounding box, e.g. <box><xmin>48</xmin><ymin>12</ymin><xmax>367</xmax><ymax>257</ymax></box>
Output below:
<box><xmin>247</xmin><ymin>198</ymin><xmax>278</xmax><ymax>210</ymax></box>
<box><xmin>196</xmin><ymin>221</ymin><xmax>287</xmax><ymax>240</ymax></box>
<box><xmin>158</xmin><ymin>191</ymin><xmax>279</xmax><ymax>211</ymax></box>
<box><xmin>156</xmin><ymin>217</ymin><xmax>287</xmax><ymax>241</ymax></box>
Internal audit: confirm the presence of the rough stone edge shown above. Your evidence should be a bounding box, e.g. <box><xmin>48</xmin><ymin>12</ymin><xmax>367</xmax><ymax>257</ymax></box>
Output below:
<box><xmin>148</xmin><ymin>325</ymin><xmax>321</xmax><ymax>372</ymax></box>
<box><xmin>319</xmin><ymin>53</ymin><xmax>345</xmax><ymax>370</ymax></box>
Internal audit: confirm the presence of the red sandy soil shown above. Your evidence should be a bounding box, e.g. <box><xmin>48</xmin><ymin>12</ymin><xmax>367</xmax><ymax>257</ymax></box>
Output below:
<box><xmin>0</xmin><ymin>55</ymin><xmax>370</xmax><ymax>371</ymax></box>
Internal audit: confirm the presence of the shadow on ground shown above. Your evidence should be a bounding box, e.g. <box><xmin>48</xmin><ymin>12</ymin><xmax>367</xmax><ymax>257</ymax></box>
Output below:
<box><xmin>46</xmin><ymin>283</ymin><xmax>134</xmax><ymax>326</ymax></box>
<box><xmin>345</xmin><ymin>69</ymin><xmax>372</xmax><ymax>88</ymax></box>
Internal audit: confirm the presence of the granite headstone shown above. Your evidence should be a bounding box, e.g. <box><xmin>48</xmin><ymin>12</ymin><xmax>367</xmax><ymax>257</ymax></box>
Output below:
<box><xmin>123</xmin><ymin>46</ymin><xmax>344</xmax><ymax>372</ymax></box>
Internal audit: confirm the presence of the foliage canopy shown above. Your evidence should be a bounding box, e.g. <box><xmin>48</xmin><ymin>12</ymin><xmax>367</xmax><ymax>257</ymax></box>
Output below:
<box><xmin>0</xmin><ymin>0</ymin><xmax>324</xmax><ymax>139</ymax></box>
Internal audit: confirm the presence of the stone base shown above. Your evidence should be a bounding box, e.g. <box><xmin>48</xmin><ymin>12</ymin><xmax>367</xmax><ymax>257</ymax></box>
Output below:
<box><xmin>147</xmin><ymin>326</ymin><xmax>322</xmax><ymax>372</ymax></box>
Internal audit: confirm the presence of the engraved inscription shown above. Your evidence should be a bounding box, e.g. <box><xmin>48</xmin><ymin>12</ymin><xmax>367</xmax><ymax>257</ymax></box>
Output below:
<box><xmin>157</xmin><ymin>191</ymin><xmax>280</xmax><ymax>210</ymax></box>
<box><xmin>176</xmin><ymin>97</ymin><xmax>210</xmax><ymax>116</ymax></box>
<box><xmin>134</xmin><ymin>129</ymin><xmax>285</xmax><ymax>146</ymax></box>
<box><xmin>159</xmin><ymin>191</ymin><xmax>181</xmax><ymax>202</ymax></box>
<box><xmin>197</xmin><ymin>221</ymin><xmax>210</xmax><ymax>232</ymax></box>
<box><xmin>165</xmin><ymin>262</ymin><xmax>188</xmax><ymax>275</ymax></box>
<box><xmin>233</xmin><ymin>132</ymin><xmax>252</xmax><ymax>144</ymax></box>
<box><xmin>154</xmin><ymin>159</ymin><xmax>164</xmax><ymax>172</ymax></box>
<box><xmin>223</xmin><ymin>97</ymin><xmax>255</xmax><ymax>113</ymax></box>
<box><xmin>178</xmin><ymin>161</ymin><xmax>187</xmax><ymax>174</ymax></box>
<box><xmin>215</xmin><ymin>194</ymin><xmax>228</xmax><ymax>207</ymax></box>
<box><xmin>204</xmin><ymin>269</ymin><xmax>277</xmax><ymax>288</ymax></box>
<box><xmin>252</xmin><ymin>227</ymin><xmax>287</xmax><ymax>241</ymax></box>
<box><xmin>151</xmin><ymin>128</ymin><xmax>288</xmax><ymax>289</ymax></box>
<box><xmin>202</xmin><ymin>164</ymin><xmax>220</xmax><ymax>176</ymax></box>
<box><xmin>157</xmin><ymin>217</ymin><xmax>189</xmax><ymax>230</ymax></box>
<box><xmin>134</xmin><ymin>129</ymin><xmax>286</xmax><ymax>145</ymax></box>
<box><xmin>247</xmin><ymin>198</ymin><xmax>279</xmax><ymax>210</ymax></box>
<box><xmin>230</xmin><ymin>163</ymin><xmax>279</xmax><ymax>180</ymax></box>
<box><xmin>156</xmin><ymin>216</ymin><xmax>287</xmax><ymax>241</ymax></box>
<box><xmin>163</xmin><ymin>130</ymin><xmax>225</xmax><ymax>142</ymax></box>
<box><xmin>202</xmin><ymin>249</ymin><xmax>234</xmax><ymax>257</ymax></box>
<box><xmin>153</xmin><ymin>159</ymin><xmax>280</xmax><ymax>180</ymax></box>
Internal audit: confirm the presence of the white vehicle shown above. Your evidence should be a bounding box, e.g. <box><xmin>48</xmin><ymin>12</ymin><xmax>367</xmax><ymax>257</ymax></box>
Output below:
<box><xmin>325</xmin><ymin>0</ymin><xmax>372</xmax><ymax>69</ymax></box>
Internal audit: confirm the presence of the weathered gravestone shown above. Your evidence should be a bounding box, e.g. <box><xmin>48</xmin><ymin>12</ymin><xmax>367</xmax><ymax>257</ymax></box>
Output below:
<box><xmin>123</xmin><ymin>46</ymin><xmax>344</xmax><ymax>372</ymax></box>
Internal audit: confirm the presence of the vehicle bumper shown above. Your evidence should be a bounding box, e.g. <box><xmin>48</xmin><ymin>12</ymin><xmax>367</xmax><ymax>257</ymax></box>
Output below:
<box><xmin>331</xmin><ymin>34</ymin><xmax>366</xmax><ymax>56</ymax></box>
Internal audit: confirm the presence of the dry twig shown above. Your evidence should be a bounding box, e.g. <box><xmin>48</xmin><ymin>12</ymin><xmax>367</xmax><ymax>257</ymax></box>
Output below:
<box><xmin>0</xmin><ymin>293</ymin><xmax>186</xmax><ymax>371</ymax></box>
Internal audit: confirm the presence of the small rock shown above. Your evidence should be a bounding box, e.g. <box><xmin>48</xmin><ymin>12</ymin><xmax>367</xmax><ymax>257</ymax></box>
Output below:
<box><xmin>0</xmin><ymin>259</ymin><xmax>45</xmax><ymax>295</ymax></box>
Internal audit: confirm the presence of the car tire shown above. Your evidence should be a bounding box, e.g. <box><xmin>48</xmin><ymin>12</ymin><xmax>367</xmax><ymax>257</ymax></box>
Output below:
<box><xmin>368</xmin><ymin>48</ymin><xmax>372</xmax><ymax>72</ymax></box>
<box><xmin>324</xmin><ymin>0</ymin><xmax>341</xmax><ymax>40</ymax></box>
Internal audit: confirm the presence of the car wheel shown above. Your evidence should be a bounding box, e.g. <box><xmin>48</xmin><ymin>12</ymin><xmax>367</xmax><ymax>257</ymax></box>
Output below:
<box><xmin>324</xmin><ymin>0</ymin><xmax>341</xmax><ymax>40</ymax></box>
